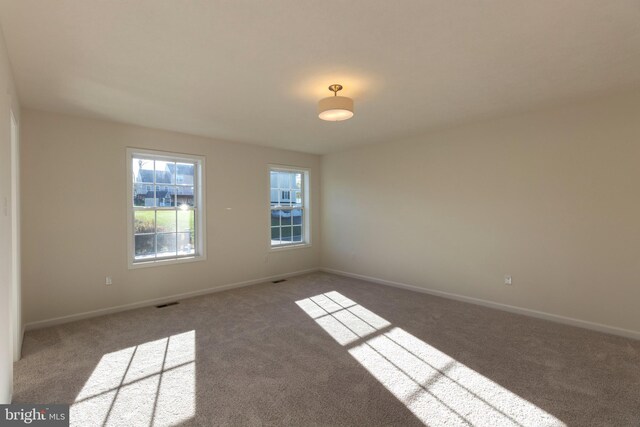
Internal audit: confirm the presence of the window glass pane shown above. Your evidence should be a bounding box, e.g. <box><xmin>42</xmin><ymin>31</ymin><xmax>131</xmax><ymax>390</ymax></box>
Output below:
<box><xmin>271</xmin><ymin>171</ymin><xmax>302</xmax><ymax>203</ymax></box>
<box><xmin>271</xmin><ymin>210</ymin><xmax>281</xmax><ymax>227</ymax></box>
<box><xmin>157</xmin><ymin>233</ymin><xmax>177</xmax><ymax>256</ymax></box>
<box><xmin>282</xmin><ymin>190</ymin><xmax>293</xmax><ymax>207</ymax></box>
<box><xmin>133</xmin><ymin>184</ymin><xmax>154</xmax><ymax>207</ymax></box>
<box><xmin>132</xmin><ymin>186</ymin><xmax>176</xmax><ymax>207</ymax></box>
<box><xmin>277</xmin><ymin>172</ymin><xmax>293</xmax><ymax>189</ymax></box>
<box><xmin>155</xmin><ymin>161</ymin><xmax>175</xmax><ymax>184</ymax></box>
<box><xmin>280</xmin><ymin>226</ymin><xmax>293</xmax><ymax>242</ymax></box>
<box><xmin>177</xmin><ymin>232</ymin><xmax>194</xmax><ymax>255</ymax></box>
<box><xmin>135</xmin><ymin>235</ymin><xmax>155</xmax><ymax>258</ymax></box>
<box><xmin>281</xmin><ymin>211</ymin><xmax>292</xmax><ymax>226</ymax></box>
<box><xmin>130</xmin><ymin>151</ymin><xmax>203</xmax><ymax>264</ymax></box>
<box><xmin>292</xmin><ymin>209</ymin><xmax>302</xmax><ymax>225</ymax></box>
<box><xmin>292</xmin><ymin>226</ymin><xmax>303</xmax><ymax>242</ymax></box>
<box><xmin>156</xmin><ymin>211</ymin><xmax>177</xmax><ymax>233</ymax></box>
<box><xmin>269</xmin><ymin>168</ymin><xmax>306</xmax><ymax>247</ymax></box>
<box><xmin>134</xmin><ymin>211</ymin><xmax>155</xmax><ymax>233</ymax></box>
<box><xmin>176</xmin><ymin>163</ymin><xmax>194</xmax><ymax>185</ymax></box>
<box><xmin>177</xmin><ymin>210</ymin><xmax>195</xmax><ymax>233</ymax></box>
<box><xmin>155</xmin><ymin>186</ymin><xmax>176</xmax><ymax>207</ymax></box>
<box><xmin>176</xmin><ymin>186</ymin><xmax>195</xmax><ymax>207</ymax></box>
<box><xmin>133</xmin><ymin>158</ymin><xmax>154</xmax><ymax>183</ymax></box>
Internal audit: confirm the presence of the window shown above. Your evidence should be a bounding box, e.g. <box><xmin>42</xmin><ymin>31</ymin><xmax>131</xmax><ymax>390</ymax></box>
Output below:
<box><xmin>127</xmin><ymin>148</ymin><xmax>206</xmax><ymax>267</ymax></box>
<box><xmin>270</xmin><ymin>166</ymin><xmax>309</xmax><ymax>248</ymax></box>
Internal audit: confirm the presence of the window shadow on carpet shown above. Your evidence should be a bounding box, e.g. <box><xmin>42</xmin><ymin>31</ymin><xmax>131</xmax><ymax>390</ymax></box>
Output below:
<box><xmin>296</xmin><ymin>291</ymin><xmax>566</xmax><ymax>427</ymax></box>
<box><xmin>71</xmin><ymin>330</ymin><xmax>195</xmax><ymax>426</ymax></box>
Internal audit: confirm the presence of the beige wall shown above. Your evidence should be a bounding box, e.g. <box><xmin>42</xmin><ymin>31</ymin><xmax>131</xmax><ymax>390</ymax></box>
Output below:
<box><xmin>0</xmin><ymin>26</ymin><xmax>20</xmax><ymax>403</ymax></box>
<box><xmin>17</xmin><ymin>90</ymin><xmax>640</xmax><ymax>342</ymax></box>
<box><xmin>21</xmin><ymin>109</ymin><xmax>321</xmax><ymax>325</ymax></box>
<box><xmin>322</xmin><ymin>92</ymin><xmax>640</xmax><ymax>335</ymax></box>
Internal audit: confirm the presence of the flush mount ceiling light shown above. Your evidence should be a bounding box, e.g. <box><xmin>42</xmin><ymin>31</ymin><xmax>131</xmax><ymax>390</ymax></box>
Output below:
<box><xmin>318</xmin><ymin>84</ymin><xmax>354</xmax><ymax>121</ymax></box>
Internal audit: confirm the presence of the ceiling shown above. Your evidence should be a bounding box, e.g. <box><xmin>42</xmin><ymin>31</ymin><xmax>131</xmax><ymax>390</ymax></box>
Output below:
<box><xmin>1</xmin><ymin>1</ymin><xmax>639</xmax><ymax>154</ymax></box>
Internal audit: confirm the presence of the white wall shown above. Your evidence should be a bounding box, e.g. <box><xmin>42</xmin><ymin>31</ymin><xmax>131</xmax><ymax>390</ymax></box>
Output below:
<box><xmin>322</xmin><ymin>91</ymin><xmax>640</xmax><ymax>336</ymax></box>
<box><xmin>21</xmin><ymin>109</ymin><xmax>321</xmax><ymax>326</ymax></box>
<box><xmin>0</xmin><ymin>26</ymin><xmax>20</xmax><ymax>403</ymax></box>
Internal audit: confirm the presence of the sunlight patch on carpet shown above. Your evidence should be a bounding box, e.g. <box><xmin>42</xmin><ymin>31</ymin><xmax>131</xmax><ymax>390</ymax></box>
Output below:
<box><xmin>296</xmin><ymin>292</ymin><xmax>565</xmax><ymax>427</ymax></box>
<box><xmin>71</xmin><ymin>330</ymin><xmax>195</xmax><ymax>427</ymax></box>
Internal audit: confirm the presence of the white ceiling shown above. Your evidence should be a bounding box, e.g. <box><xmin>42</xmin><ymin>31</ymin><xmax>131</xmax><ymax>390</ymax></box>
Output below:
<box><xmin>1</xmin><ymin>1</ymin><xmax>639</xmax><ymax>154</ymax></box>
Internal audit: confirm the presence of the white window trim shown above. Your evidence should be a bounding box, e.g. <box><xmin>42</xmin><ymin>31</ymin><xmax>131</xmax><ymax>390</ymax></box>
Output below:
<box><xmin>127</xmin><ymin>148</ymin><xmax>207</xmax><ymax>269</ymax></box>
<box><xmin>268</xmin><ymin>164</ymin><xmax>311</xmax><ymax>251</ymax></box>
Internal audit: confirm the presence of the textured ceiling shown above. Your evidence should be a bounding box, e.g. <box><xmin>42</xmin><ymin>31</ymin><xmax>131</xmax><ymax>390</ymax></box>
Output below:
<box><xmin>1</xmin><ymin>1</ymin><xmax>639</xmax><ymax>154</ymax></box>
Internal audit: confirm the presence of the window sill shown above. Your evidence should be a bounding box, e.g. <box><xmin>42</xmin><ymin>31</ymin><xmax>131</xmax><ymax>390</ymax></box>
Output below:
<box><xmin>269</xmin><ymin>243</ymin><xmax>312</xmax><ymax>252</ymax></box>
<box><xmin>128</xmin><ymin>255</ymin><xmax>206</xmax><ymax>270</ymax></box>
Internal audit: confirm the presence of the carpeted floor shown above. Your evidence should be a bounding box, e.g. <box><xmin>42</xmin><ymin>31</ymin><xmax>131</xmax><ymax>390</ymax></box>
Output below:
<box><xmin>13</xmin><ymin>273</ymin><xmax>640</xmax><ymax>426</ymax></box>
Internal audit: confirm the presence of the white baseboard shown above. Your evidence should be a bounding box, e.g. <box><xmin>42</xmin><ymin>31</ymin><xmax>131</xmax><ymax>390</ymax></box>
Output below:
<box><xmin>24</xmin><ymin>268</ymin><xmax>320</xmax><ymax>331</ymax></box>
<box><xmin>322</xmin><ymin>268</ymin><xmax>640</xmax><ymax>341</ymax></box>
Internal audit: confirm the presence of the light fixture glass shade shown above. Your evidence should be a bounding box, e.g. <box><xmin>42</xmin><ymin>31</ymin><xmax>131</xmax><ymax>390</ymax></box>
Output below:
<box><xmin>318</xmin><ymin>96</ymin><xmax>354</xmax><ymax>121</ymax></box>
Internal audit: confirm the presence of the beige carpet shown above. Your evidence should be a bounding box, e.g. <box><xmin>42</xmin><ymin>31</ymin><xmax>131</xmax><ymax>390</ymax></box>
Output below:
<box><xmin>13</xmin><ymin>273</ymin><xmax>640</xmax><ymax>426</ymax></box>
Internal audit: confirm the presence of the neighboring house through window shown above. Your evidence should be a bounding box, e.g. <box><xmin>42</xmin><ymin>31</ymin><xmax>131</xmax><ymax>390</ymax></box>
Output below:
<box><xmin>127</xmin><ymin>148</ymin><xmax>206</xmax><ymax>267</ymax></box>
<box><xmin>270</xmin><ymin>166</ymin><xmax>309</xmax><ymax>248</ymax></box>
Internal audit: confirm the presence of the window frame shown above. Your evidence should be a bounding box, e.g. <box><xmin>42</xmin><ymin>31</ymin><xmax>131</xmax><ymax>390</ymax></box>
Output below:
<box><xmin>268</xmin><ymin>164</ymin><xmax>311</xmax><ymax>251</ymax></box>
<box><xmin>126</xmin><ymin>148</ymin><xmax>207</xmax><ymax>269</ymax></box>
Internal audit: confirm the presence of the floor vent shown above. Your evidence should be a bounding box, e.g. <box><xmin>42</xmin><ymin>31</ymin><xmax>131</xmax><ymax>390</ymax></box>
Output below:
<box><xmin>272</xmin><ymin>279</ymin><xmax>287</xmax><ymax>284</ymax></box>
<box><xmin>156</xmin><ymin>301</ymin><xmax>179</xmax><ymax>308</ymax></box>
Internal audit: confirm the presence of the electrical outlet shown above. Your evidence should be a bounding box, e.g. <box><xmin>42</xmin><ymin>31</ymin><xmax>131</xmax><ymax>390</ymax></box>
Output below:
<box><xmin>504</xmin><ymin>275</ymin><xmax>512</xmax><ymax>286</ymax></box>
<box><xmin>105</xmin><ymin>276</ymin><xmax>113</xmax><ymax>286</ymax></box>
